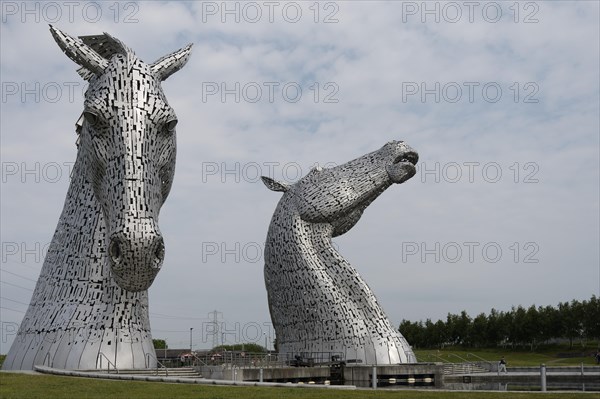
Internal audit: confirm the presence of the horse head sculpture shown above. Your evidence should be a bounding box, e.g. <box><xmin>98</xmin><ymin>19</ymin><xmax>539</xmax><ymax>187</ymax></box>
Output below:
<box><xmin>261</xmin><ymin>141</ymin><xmax>418</xmax><ymax>364</ymax></box>
<box><xmin>51</xmin><ymin>26</ymin><xmax>192</xmax><ymax>291</ymax></box>
<box><xmin>2</xmin><ymin>27</ymin><xmax>192</xmax><ymax>370</ymax></box>
<box><xmin>262</xmin><ymin>140</ymin><xmax>418</xmax><ymax>234</ymax></box>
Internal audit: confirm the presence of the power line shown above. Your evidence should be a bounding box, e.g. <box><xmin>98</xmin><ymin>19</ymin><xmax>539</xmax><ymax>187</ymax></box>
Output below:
<box><xmin>1</xmin><ymin>259</ymin><xmax>42</xmax><ymax>272</ymax></box>
<box><xmin>150</xmin><ymin>312</ymin><xmax>210</xmax><ymax>321</ymax></box>
<box><xmin>0</xmin><ymin>268</ymin><xmax>38</xmax><ymax>282</ymax></box>
<box><xmin>0</xmin><ymin>296</ymin><xmax>30</xmax><ymax>306</ymax></box>
<box><xmin>0</xmin><ymin>306</ymin><xmax>25</xmax><ymax>314</ymax></box>
<box><xmin>1</xmin><ymin>281</ymin><xmax>33</xmax><ymax>291</ymax></box>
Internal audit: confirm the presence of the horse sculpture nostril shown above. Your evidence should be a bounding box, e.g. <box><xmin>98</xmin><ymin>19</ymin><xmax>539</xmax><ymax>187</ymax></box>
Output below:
<box><xmin>108</xmin><ymin>239</ymin><xmax>121</xmax><ymax>264</ymax></box>
<box><xmin>154</xmin><ymin>239</ymin><xmax>165</xmax><ymax>263</ymax></box>
<box><xmin>405</xmin><ymin>151</ymin><xmax>419</xmax><ymax>165</ymax></box>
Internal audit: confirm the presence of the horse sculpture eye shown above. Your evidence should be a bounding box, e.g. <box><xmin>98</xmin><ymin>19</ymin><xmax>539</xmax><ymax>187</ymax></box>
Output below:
<box><xmin>83</xmin><ymin>111</ymin><xmax>99</xmax><ymax>126</ymax></box>
<box><xmin>166</xmin><ymin>119</ymin><xmax>178</xmax><ymax>132</ymax></box>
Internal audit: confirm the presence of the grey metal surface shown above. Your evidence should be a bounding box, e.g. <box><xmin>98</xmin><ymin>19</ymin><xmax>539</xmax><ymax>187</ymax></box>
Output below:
<box><xmin>262</xmin><ymin>141</ymin><xmax>418</xmax><ymax>365</ymax></box>
<box><xmin>2</xmin><ymin>27</ymin><xmax>192</xmax><ymax>370</ymax></box>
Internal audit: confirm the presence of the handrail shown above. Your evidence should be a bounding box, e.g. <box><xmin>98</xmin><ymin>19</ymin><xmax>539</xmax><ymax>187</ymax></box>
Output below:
<box><xmin>419</xmin><ymin>353</ymin><xmax>451</xmax><ymax>363</ymax></box>
<box><xmin>146</xmin><ymin>352</ymin><xmax>168</xmax><ymax>376</ymax></box>
<box><xmin>447</xmin><ymin>353</ymin><xmax>470</xmax><ymax>363</ymax></box>
<box><xmin>467</xmin><ymin>353</ymin><xmax>494</xmax><ymax>366</ymax></box>
<box><xmin>190</xmin><ymin>353</ymin><xmax>208</xmax><ymax>367</ymax></box>
<box><xmin>97</xmin><ymin>352</ymin><xmax>118</xmax><ymax>373</ymax></box>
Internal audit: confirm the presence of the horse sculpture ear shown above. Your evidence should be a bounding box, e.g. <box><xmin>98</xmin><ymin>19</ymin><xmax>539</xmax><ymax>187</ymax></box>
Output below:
<box><xmin>49</xmin><ymin>25</ymin><xmax>107</xmax><ymax>76</ymax></box>
<box><xmin>261</xmin><ymin>176</ymin><xmax>289</xmax><ymax>193</ymax></box>
<box><xmin>150</xmin><ymin>44</ymin><xmax>193</xmax><ymax>81</ymax></box>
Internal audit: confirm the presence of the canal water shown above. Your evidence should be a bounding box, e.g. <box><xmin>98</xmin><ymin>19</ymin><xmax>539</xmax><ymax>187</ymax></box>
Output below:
<box><xmin>351</xmin><ymin>378</ymin><xmax>600</xmax><ymax>391</ymax></box>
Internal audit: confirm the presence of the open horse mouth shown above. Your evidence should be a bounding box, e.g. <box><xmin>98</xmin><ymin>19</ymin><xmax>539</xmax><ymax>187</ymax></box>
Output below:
<box><xmin>387</xmin><ymin>151</ymin><xmax>419</xmax><ymax>184</ymax></box>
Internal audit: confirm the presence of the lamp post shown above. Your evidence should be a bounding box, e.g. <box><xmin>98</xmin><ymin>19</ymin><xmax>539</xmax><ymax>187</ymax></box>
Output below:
<box><xmin>190</xmin><ymin>327</ymin><xmax>193</xmax><ymax>353</ymax></box>
<box><xmin>263</xmin><ymin>332</ymin><xmax>268</xmax><ymax>352</ymax></box>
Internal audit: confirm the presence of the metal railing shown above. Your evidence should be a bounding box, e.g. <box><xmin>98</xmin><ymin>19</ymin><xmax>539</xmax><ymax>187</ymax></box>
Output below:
<box><xmin>96</xmin><ymin>352</ymin><xmax>118</xmax><ymax>373</ymax></box>
<box><xmin>416</xmin><ymin>352</ymin><xmax>451</xmax><ymax>363</ymax></box>
<box><xmin>467</xmin><ymin>353</ymin><xmax>495</xmax><ymax>371</ymax></box>
<box><xmin>442</xmin><ymin>362</ymin><xmax>490</xmax><ymax>375</ymax></box>
<box><xmin>146</xmin><ymin>352</ymin><xmax>169</xmax><ymax>376</ymax></box>
<box><xmin>416</xmin><ymin>352</ymin><xmax>494</xmax><ymax>373</ymax></box>
<box><xmin>190</xmin><ymin>353</ymin><xmax>208</xmax><ymax>367</ymax></box>
<box><xmin>432</xmin><ymin>353</ymin><xmax>494</xmax><ymax>374</ymax></box>
<box><xmin>195</xmin><ymin>352</ymin><xmax>283</xmax><ymax>369</ymax></box>
<box><xmin>194</xmin><ymin>351</ymin><xmax>345</xmax><ymax>369</ymax></box>
<box><xmin>447</xmin><ymin>353</ymin><xmax>470</xmax><ymax>363</ymax></box>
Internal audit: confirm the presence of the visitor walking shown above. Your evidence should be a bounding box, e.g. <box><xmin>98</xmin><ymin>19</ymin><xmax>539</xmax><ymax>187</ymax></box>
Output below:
<box><xmin>498</xmin><ymin>356</ymin><xmax>508</xmax><ymax>373</ymax></box>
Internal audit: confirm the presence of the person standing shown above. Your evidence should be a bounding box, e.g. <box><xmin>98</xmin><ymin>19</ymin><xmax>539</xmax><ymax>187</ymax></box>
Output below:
<box><xmin>498</xmin><ymin>356</ymin><xmax>508</xmax><ymax>373</ymax></box>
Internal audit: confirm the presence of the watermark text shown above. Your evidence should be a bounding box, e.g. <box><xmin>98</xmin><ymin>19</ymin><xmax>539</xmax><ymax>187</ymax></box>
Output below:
<box><xmin>402</xmin><ymin>241</ymin><xmax>540</xmax><ymax>263</ymax></box>
<box><xmin>1</xmin><ymin>1</ymin><xmax>139</xmax><ymax>23</ymax></box>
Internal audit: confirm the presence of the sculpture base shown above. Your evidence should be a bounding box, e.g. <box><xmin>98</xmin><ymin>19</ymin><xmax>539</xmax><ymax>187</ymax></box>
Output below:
<box><xmin>201</xmin><ymin>363</ymin><xmax>443</xmax><ymax>388</ymax></box>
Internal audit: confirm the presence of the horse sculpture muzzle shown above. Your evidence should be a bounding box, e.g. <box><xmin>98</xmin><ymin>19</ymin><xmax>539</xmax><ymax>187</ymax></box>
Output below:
<box><xmin>386</xmin><ymin>144</ymin><xmax>419</xmax><ymax>184</ymax></box>
<box><xmin>108</xmin><ymin>227</ymin><xmax>165</xmax><ymax>292</ymax></box>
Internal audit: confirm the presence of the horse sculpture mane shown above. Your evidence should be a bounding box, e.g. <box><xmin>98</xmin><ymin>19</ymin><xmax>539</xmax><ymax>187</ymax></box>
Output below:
<box><xmin>262</xmin><ymin>141</ymin><xmax>418</xmax><ymax>365</ymax></box>
<box><xmin>2</xmin><ymin>27</ymin><xmax>192</xmax><ymax>370</ymax></box>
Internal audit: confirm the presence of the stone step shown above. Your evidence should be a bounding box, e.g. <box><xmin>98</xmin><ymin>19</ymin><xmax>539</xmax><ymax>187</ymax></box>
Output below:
<box><xmin>443</xmin><ymin>363</ymin><xmax>489</xmax><ymax>375</ymax></box>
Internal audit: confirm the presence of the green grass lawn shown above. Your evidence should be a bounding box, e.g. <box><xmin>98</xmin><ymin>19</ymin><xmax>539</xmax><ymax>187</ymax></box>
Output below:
<box><xmin>1</xmin><ymin>346</ymin><xmax>598</xmax><ymax>398</ymax></box>
<box><xmin>0</xmin><ymin>373</ymin><xmax>595</xmax><ymax>399</ymax></box>
<box><xmin>415</xmin><ymin>344</ymin><xmax>599</xmax><ymax>367</ymax></box>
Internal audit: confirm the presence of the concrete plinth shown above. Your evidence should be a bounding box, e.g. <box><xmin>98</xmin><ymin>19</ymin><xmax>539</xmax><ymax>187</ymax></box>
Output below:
<box><xmin>200</xmin><ymin>366</ymin><xmax>331</xmax><ymax>383</ymax></box>
<box><xmin>344</xmin><ymin>363</ymin><xmax>443</xmax><ymax>388</ymax></box>
<box><xmin>201</xmin><ymin>363</ymin><xmax>444</xmax><ymax>387</ymax></box>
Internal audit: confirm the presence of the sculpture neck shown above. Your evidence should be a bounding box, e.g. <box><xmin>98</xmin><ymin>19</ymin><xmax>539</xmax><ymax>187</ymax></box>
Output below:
<box><xmin>45</xmin><ymin>152</ymin><xmax>103</xmax><ymax>273</ymax></box>
<box><xmin>44</xmin><ymin>149</ymin><xmax>148</xmax><ymax>301</ymax></box>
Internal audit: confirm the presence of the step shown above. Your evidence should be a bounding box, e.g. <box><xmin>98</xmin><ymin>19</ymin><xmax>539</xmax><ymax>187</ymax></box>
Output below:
<box><xmin>443</xmin><ymin>363</ymin><xmax>489</xmax><ymax>375</ymax></box>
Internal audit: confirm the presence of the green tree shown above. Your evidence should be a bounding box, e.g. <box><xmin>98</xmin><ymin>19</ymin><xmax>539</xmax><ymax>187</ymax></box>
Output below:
<box><xmin>434</xmin><ymin>319</ymin><xmax>448</xmax><ymax>348</ymax></box>
<box><xmin>538</xmin><ymin>305</ymin><xmax>560</xmax><ymax>344</ymax></box>
<box><xmin>571</xmin><ymin>299</ymin><xmax>586</xmax><ymax>347</ymax></box>
<box><xmin>396</xmin><ymin>295</ymin><xmax>598</xmax><ymax>349</ymax></box>
<box><xmin>422</xmin><ymin>319</ymin><xmax>446</xmax><ymax>348</ymax></box>
<box><xmin>486</xmin><ymin>308</ymin><xmax>506</xmax><ymax>347</ymax></box>
<box><xmin>153</xmin><ymin>339</ymin><xmax>167</xmax><ymax>349</ymax></box>
<box><xmin>471</xmin><ymin>313</ymin><xmax>488</xmax><ymax>348</ymax></box>
<box><xmin>510</xmin><ymin>306</ymin><xmax>528</xmax><ymax>347</ymax></box>
<box><xmin>582</xmin><ymin>295</ymin><xmax>600</xmax><ymax>340</ymax></box>
<box><xmin>559</xmin><ymin>300</ymin><xmax>584</xmax><ymax>349</ymax></box>
<box><xmin>523</xmin><ymin>305</ymin><xmax>541</xmax><ymax>350</ymax></box>
<box><xmin>446</xmin><ymin>313</ymin><xmax>460</xmax><ymax>346</ymax></box>
<box><xmin>211</xmin><ymin>343</ymin><xmax>266</xmax><ymax>353</ymax></box>
<box><xmin>399</xmin><ymin>319</ymin><xmax>425</xmax><ymax>348</ymax></box>
<box><xmin>457</xmin><ymin>311</ymin><xmax>472</xmax><ymax>346</ymax></box>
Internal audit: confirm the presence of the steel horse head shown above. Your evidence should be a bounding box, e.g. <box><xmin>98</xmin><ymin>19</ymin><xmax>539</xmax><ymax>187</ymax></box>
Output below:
<box><xmin>50</xmin><ymin>26</ymin><xmax>192</xmax><ymax>291</ymax></box>
<box><xmin>261</xmin><ymin>141</ymin><xmax>419</xmax><ymax>364</ymax></box>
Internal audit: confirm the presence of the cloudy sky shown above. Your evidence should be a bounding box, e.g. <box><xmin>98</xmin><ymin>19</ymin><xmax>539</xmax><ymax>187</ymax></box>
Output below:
<box><xmin>1</xmin><ymin>1</ymin><xmax>598</xmax><ymax>352</ymax></box>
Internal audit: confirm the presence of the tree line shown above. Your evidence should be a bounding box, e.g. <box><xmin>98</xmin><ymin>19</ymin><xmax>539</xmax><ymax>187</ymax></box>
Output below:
<box><xmin>399</xmin><ymin>295</ymin><xmax>600</xmax><ymax>350</ymax></box>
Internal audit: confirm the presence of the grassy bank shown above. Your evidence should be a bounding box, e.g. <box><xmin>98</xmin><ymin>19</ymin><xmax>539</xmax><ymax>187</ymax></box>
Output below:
<box><xmin>1</xmin><ymin>345</ymin><xmax>597</xmax><ymax>398</ymax></box>
<box><xmin>0</xmin><ymin>373</ymin><xmax>595</xmax><ymax>399</ymax></box>
<box><xmin>414</xmin><ymin>344</ymin><xmax>599</xmax><ymax>367</ymax></box>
